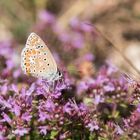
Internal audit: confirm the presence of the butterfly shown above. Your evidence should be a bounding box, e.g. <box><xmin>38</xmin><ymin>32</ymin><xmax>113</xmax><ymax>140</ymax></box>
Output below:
<box><xmin>21</xmin><ymin>32</ymin><xmax>62</xmax><ymax>82</ymax></box>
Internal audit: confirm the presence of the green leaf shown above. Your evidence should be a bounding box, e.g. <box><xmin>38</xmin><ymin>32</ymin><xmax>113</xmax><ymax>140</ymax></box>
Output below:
<box><xmin>50</xmin><ymin>130</ymin><xmax>58</xmax><ymax>139</ymax></box>
<box><xmin>89</xmin><ymin>133</ymin><xmax>96</xmax><ymax>140</ymax></box>
<box><xmin>83</xmin><ymin>97</ymin><xmax>93</xmax><ymax>105</ymax></box>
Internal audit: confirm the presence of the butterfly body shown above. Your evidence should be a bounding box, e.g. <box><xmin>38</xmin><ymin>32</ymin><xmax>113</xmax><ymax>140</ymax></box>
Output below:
<box><xmin>21</xmin><ymin>32</ymin><xmax>62</xmax><ymax>82</ymax></box>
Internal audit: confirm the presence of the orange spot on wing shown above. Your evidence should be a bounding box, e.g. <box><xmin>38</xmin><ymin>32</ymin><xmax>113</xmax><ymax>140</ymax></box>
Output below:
<box><xmin>26</xmin><ymin>69</ymin><xmax>30</xmax><ymax>74</ymax></box>
<box><xmin>28</xmin><ymin>51</ymin><xmax>31</xmax><ymax>54</ymax></box>
<box><xmin>25</xmin><ymin>58</ymin><xmax>30</xmax><ymax>61</ymax></box>
<box><xmin>25</xmin><ymin>52</ymin><xmax>31</xmax><ymax>57</ymax></box>
<box><xmin>32</xmin><ymin>50</ymin><xmax>36</xmax><ymax>54</ymax></box>
<box><xmin>25</xmin><ymin>63</ymin><xmax>30</xmax><ymax>67</ymax></box>
<box><xmin>29</xmin><ymin>39</ymin><xmax>36</xmax><ymax>46</ymax></box>
<box><xmin>25</xmin><ymin>66</ymin><xmax>31</xmax><ymax>74</ymax></box>
<box><xmin>32</xmin><ymin>40</ymin><xmax>35</xmax><ymax>44</ymax></box>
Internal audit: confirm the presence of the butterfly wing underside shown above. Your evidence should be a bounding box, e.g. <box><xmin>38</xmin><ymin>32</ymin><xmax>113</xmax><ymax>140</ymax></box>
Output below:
<box><xmin>21</xmin><ymin>33</ymin><xmax>58</xmax><ymax>80</ymax></box>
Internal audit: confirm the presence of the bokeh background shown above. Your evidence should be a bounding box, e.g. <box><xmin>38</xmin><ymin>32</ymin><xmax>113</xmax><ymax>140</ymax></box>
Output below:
<box><xmin>0</xmin><ymin>0</ymin><xmax>140</xmax><ymax>79</ymax></box>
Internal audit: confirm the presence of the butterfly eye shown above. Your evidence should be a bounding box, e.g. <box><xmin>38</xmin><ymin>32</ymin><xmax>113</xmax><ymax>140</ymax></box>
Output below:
<box><xmin>58</xmin><ymin>71</ymin><xmax>61</xmax><ymax>76</ymax></box>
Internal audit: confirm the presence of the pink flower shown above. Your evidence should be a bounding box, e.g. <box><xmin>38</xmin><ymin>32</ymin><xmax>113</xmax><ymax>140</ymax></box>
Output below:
<box><xmin>1</xmin><ymin>113</ymin><xmax>12</xmax><ymax>124</ymax></box>
<box><xmin>12</xmin><ymin>128</ymin><xmax>30</xmax><ymax>136</ymax></box>
<box><xmin>38</xmin><ymin>126</ymin><xmax>48</xmax><ymax>135</ymax></box>
<box><xmin>104</xmin><ymin>83</ymin><xmax>115</xmax><ymax>92</ymax></box>
<box><xmin>38</xmin><ymin>10</ymin><xmax>55</xmax><ymax>24</ymax></box>
<box><xmin>115</xmin><ymin>125</ymin><xmax>124</xmax><ymax>135</ymax></box>
<box><xmin>86</xmin><ymin>122</ymin><xmax>99</xmax><ymax>132</ymax></box>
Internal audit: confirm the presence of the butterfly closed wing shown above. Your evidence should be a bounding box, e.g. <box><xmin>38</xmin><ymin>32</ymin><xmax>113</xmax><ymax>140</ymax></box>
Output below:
<box><xmin>21</xmin><ymin>32</ymin><xmax>62</xmax><ymax>82</ymax></box>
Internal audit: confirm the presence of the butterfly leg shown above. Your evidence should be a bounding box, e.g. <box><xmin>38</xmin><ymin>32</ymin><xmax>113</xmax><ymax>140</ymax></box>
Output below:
<box><xmin>47</xmin><ymin>80</ymin><xmax>56</xmax><ymax>92</ymax></box>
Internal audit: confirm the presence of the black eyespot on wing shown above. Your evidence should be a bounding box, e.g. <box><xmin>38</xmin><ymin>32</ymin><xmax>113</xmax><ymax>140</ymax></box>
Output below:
<box><xmin>44</xmin><ymin>59</ymin><xmax>46</xmax><ymax>61</ymax></box>
<box><xmin>47</xmin><ymin>64</ymin><xmax>49</xmax><ymax>66</ymax></box>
